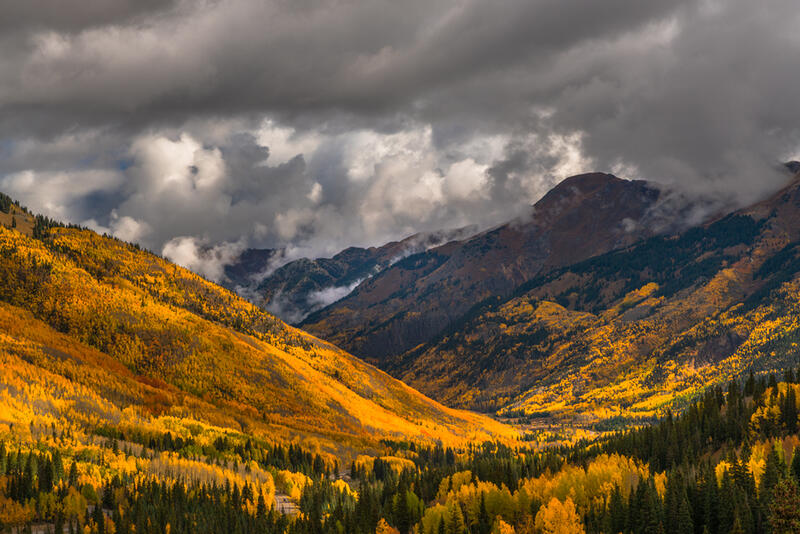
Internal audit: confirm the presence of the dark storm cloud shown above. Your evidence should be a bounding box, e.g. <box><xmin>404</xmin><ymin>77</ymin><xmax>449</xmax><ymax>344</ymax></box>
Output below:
<box><xmin>0</xmin><ymin>0</ymin><xmax>692</xmax><ymax>127</ymax></box>
<box><xmin>0</xmin><ymin>0</ymin><xmax>178</xmax><ymax>32</ymax></box>
<box><xmin>1</xmin><ymin>0</ymin><xmax>800</xmax><ymax>278</ymax></box>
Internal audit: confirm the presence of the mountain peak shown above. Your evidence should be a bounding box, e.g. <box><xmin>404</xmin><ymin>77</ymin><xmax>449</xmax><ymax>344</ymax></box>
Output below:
<box><xmin>301</xmin><ymin>171</ymin><xmax>669</xmax><ymax>361</ymax></box>
<box><xmin>546</xmin><ymin>171</ymin><xmax>623</xmax><ymax>194</ymax></box>
<box><xmin>527</xmin><ymin>172</ymin><xmax>659</xmax><ymax>233</ymax></box>
<box><xmin>535</xmin><ymin>172</ymin><xmax>650</xmax><ymax>208</ymax></box>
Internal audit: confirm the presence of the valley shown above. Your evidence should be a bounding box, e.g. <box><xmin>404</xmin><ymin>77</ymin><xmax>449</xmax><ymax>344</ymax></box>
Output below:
<box><xmin>3</xmin><ymin>171</ymin><xmax>800</xmax><ymax>534</ymax></box>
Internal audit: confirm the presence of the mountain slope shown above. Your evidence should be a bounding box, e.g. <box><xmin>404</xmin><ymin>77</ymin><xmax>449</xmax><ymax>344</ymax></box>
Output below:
<box><xmin>0</xmin><ymin>217</ymin><xmax>513</xmax><ymax>453</ymax></box>
<box><xmin>398</xmin><ymin>169</ymin><xmax>800</xmax><ymax>423</ymax></box>
<box><xmin>301</xmin><ymin>173</ymin><xmax>687</xmax><ymax>364</ymax></box>
<box><xmin>225</xmin><ymin>227</ymin><xmax>477</xmax><ymax>323</ymax></box>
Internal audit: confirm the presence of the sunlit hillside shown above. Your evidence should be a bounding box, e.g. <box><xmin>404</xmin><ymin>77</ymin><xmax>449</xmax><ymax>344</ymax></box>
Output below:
<box><xmin>0</xmin><ymin>211</ymin><xmax>514</xmax><ymax>454</ymax></box>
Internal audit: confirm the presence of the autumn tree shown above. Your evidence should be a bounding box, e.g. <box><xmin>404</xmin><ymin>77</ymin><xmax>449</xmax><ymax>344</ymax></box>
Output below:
<box><xmin>533</xmin><ymin>498</ymin><xmax>584</xmax><ymax>534</ymax></box>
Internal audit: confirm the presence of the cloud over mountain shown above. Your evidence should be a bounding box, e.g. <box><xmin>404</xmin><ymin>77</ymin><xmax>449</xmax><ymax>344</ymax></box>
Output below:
<box><xmin>1</xmin><ymin>0</ymin><xmax>799</xmax><ymax>275</ymax></box>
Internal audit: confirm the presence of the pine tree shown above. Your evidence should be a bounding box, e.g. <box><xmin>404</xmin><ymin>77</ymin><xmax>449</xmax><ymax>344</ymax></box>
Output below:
<box><xmin>53</xmin><ymin>449</ymin><xmax>64</xmax><ymax>482</ymax></box>
<box><xmin>55</xmin><ymin>511</ymin><xmax>65</xmax><ymax>534</ymax></box>
<box><xmin>68</xmin><ymin>461</ymin><xmax>78</xmax><ymax>487</ymax></box>
<box><xmin>746</xmin><ymin>370</ymin><xmax>756</xmax><ymax>396</ymax></box>
<box><xmin>394</xmin><ymin>489</ymin><xmax>410</xmax><ymax>534</ymax></box>
<box><xmin>784</xmin><ymin>387</ymin><xmax>798</xmax><ymax>433</ymax></box>
<box><xmin>22</xmin><ymin>451</ymin><xmax>34</xmax><ymax>500</ymax></box>
<box><xmin>447</xmin><ymin>502</ymin><xmax>465</xmax><ymax>534</ymax></box>
<box><xmin>676</xmin><ymin>492</ymin><xmax>693</xmax><ymax>534</ymax></box>
<box><xmin>719</xmin><ymin>470</ymin><xmax>736</xmax><ymax>534</ymax></box>
<box><xmin>257</xmin><ymin>493</ymin><xmax>268</xmax><ymax>520</ymax></box>
<box><xmin>477</xmin><ymin>493</ymin><xmax>491</xmax><ymax>534</ymax></box>
<box><xmin>769</xmin><ymin>478</ymin><xmax>800</xmax><ymax>533</ymax></box>
<box><xmin>762</xmin><ymin>444</ymin><xmax>785</xmax><ymax>503</ymax></box>
<box><xmin>607</xmin><ymin>485</ymin><xmax>626</xmax><ymax>534</ymax></box>
<box><xmin>791</xmin><ymin>446</ymin><xmax>800</xmax><ymax>482</ymax></box>
<box><xmin>93</xmin><ymin>501</ymin><xmax>105</xmax><ymax>534</ymax></box>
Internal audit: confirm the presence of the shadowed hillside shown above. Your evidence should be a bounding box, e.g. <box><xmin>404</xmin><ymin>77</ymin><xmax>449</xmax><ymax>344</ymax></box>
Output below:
<box><xmin>225</xmin><ymin>226</ymin><xmax>478</xmax><ymax>324</ymax></box>
<box><xmin>301</xmin><ymin>173</ymin><xmax>694</xmax><ymax>364</ymax></box>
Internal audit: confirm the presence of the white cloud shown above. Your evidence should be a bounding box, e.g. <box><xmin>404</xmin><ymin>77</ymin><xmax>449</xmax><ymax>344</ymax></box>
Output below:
<box><xmin>256</xmin><ymin>120</ymin><xmax>321</xmax><ymax>166</ymax></box>
<box><xmin>162</xmin><ymin>236</ymin><xmax>245</xmax><ymax>282</ymax></box>
<box><xmin>306</xmin><ymin>278</ymin><xmax>366</xmax><ymax>310</ymax></box>
<box><xmin>109</xmin><ymin>213</ymin><xmax>150</xmax><ymax>243</ymax></box>
<box><xmin>0</xmin><ymin>168</ymin><xmax>123</xmax><ymax>220</ymax></box>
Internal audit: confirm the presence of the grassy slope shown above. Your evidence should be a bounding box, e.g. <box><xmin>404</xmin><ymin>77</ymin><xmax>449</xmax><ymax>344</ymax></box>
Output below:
<box><xmin>0</xmin><ymin>223</ymin><xmax>514</xmax><ymax>456</ymax></box>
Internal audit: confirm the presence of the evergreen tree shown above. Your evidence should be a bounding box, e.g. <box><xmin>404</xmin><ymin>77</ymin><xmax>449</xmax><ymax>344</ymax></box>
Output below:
<box><xmin>791</xmin><ymin>446</ymin><xmax>800</xmax><ymax>482</ymax></box>
<box><xmin>54</xmin><ymin>511</ymin><xmax>65</xmax><ymax>534</ymax></box>
<box><xmin>762</xmin><ymin>444</ymin><xmax>785</xmax><ymax>504</ymax></box>
<box><xmin>718</xmin><ymin>470</ymin><xmax>737</xmax><ymax>534</ymax></box>
<box><xmin>394</xmin><ymin>489</ymin><xmax>411</xmax><ymax>534</ymax></box>
<box><xmin>68</xmin><ymin>461</ymin><xmax>78</xmax><ymax>487</ymax></box>
<box><xmin>52</xmin><ymin>449</ymin><xmax>64</xmax><ymax>482</ymax></box>
<box><xmin>784</xmin><ymin>387</ymin><xmax>798</xmax><ymax>433</ymax></box>
<box><xmin>745</xmin><ymin>370</ymin><xmax>756</xmax><ymax>397</ymax></box>
<box><xmin>477</xmin><ymin>493</ymin><xmax>491</xmax><ymax>534</ymax></box>
<box><xmin>93</xmin><ymin>501</ymin><xmax>105</xmax><ymax>534</ymax></box>
<box><xmin>447</xmin><ymin>502</ymin><xmax>466</xmax><ymax>534</ymax></box>
<box><xmin>769</xmin><ymin>478</ymin><xmax>800</xmax><ymax>533</ymax></box>
<box><xmin>676</xmin><ymin>492</ymin><xmax>693</xmax><ymax>534</ymax></box>
<box><xmin>607</xmin><ymin>485</ymin><xmax>626</xmax><ymax>534</ymax></box>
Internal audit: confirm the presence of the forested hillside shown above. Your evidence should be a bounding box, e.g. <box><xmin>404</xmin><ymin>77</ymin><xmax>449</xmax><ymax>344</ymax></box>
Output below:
<box><xmin>394</xmin><ymin>170</ymin><xmax>800</xmax><ymax>426</ymax></box>
<box><xmin>0</xmin><ymin>215</ymin><xmax>514</xmax><ymax>448</ymax></box>
<box><xmin>2</xmin><ymin>362</ymin><xmax>800</xmax><ymax>533</ymax></box>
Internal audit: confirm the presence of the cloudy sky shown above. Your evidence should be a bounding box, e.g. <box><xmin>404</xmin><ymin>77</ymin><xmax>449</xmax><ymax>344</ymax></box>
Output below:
<box><xmin>1</xmin><ymin>0</ymin><xmax>800</xmax><ymax>279</ymax></box>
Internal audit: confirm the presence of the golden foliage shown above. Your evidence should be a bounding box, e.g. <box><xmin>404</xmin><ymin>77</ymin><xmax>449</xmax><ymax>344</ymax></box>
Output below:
<box><xmin>533</xmin><ymin>497</ymin><xmax>584</xmax><ymax>534</ymax></box>
<box><xmin>0</xmin><ymin>223</ymin><xmax>514</xmax><ymax>457</ymax></box>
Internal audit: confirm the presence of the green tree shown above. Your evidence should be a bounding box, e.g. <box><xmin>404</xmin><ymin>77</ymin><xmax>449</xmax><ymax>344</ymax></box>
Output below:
<box><xmin>791</xmin><ymin>447</ymin><xmax>800</xmax><ymax>482</ymax></box>
<box><xmin>769</xmin><ymin>478</ymin><xmax>800</xmax><ymax>534</ymax></box>
<box><xmin>784</xmin><ymin>387</ymin><xmax>798</xmax><ymax>433</ymax></box>
<box><xmin>477</xmin><ymin>493</ymin><xmax>491</xmax><ymax>534</ymax></box>
<box><xmin>676</xmin><ymin>493</ymin><xmax>693</xmax><ymax>534</ymax></box>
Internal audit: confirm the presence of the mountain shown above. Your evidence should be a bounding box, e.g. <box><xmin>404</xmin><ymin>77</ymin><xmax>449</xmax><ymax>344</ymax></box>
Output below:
<box><xmin>224</xmin><ymin>226</ymin><xmax>478</xmax><ymax>323</ymax></box>
<box><xmin>300</xmin><ymin>172</ymin><xmax>696</xmax><ymax>364</ymax></box>
<box><xmin>0</xmin><ymin>203</ymin><xmax>513</xmax><ymax>454</ymax></box>
<box><xmin>223</xmin><ymin>247</ymin><xmax>280</xmax><ymax>290</ymax></box>
<box><xmin>395</xmin><ymin>167</ymin><xmax>800</xmax><ymax>423</ymax></box>
<box><xmin>4</xmin><ymin>187</ymin><xmax>800</xmax><ymax>534</ymax></box>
